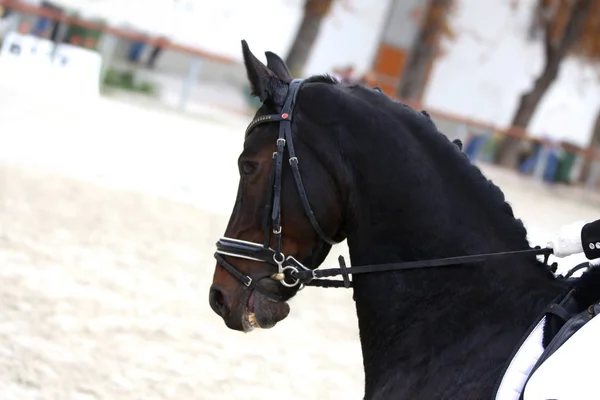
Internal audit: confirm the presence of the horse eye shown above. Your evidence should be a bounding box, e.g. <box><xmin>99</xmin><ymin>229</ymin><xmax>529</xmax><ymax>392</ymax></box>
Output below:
<box><xmin>241</xmin><ymin>162</ymin><xmax>257</xmax><ymax>175</ymax></box>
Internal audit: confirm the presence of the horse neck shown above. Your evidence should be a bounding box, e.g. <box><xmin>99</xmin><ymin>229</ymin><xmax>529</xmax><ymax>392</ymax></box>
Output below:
<box><xmin>342</xmin><ymin>128</ymin><xmax>563</xmax><ymax>397</ymax></box>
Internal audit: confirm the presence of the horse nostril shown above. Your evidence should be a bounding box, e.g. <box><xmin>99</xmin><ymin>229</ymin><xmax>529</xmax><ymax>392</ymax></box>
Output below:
<box><xmin>209</xmin><ymin>286</ymin><xmax>228</xmax><ymax>318</ymax></box>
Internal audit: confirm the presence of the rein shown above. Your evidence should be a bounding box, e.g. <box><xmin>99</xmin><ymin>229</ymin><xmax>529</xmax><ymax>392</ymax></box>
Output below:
<box><xmin>294</xmin><ymin>246</ymin><xmax>556</xmax><ymax>289</ymax></box>
<box><xmin>216</xmin><ymin>235</ymin><xmax>556</xmax><ymax>291</ymax></box>
<box><xmin>214</xmin><ymin>78</ymin><xmax>559</xmax><ymax>300</ymax></box>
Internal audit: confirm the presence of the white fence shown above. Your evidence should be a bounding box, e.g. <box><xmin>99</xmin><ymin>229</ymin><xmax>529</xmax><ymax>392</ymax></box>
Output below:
<box><xmin>0</xmin><ymin>31</ymin><xmax>102</xmax><ymax>99</ymax></box>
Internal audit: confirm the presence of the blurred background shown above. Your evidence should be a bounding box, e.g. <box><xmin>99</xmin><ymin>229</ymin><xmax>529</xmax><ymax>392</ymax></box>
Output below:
<box><xmin>1</xmin><ymin>0</ymin><xmax>600</xmax><ymax>399</ymax></box>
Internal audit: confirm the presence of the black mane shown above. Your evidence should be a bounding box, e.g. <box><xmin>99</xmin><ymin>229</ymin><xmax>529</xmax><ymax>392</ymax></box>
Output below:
<box><xmin>304</xmin><ymin>74</ymin><xmax>340</xmax><ymax>85</ymax></box>
<box><xmin>301</xmin><ymin>77</ymin><xmax>532</xmax><ymax>252</ymax></box>
<box><xmin>290</xmin><ymin>76</ymin><xmax>567</xmax><ymax>398</ymax></box>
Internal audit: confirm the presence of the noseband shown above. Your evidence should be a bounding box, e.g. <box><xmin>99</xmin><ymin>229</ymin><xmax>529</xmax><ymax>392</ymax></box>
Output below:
<box><xmin>214</xmin><ymin>79</ymin><xmax>339</xmax><ymax>299</ymax></box>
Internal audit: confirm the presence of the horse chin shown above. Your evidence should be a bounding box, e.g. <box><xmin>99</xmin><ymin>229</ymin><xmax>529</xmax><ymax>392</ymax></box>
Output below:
<box><xmin>241</xmin><ymin>291</ymin><xmax>290</xmax><ymax>332</ymax></box>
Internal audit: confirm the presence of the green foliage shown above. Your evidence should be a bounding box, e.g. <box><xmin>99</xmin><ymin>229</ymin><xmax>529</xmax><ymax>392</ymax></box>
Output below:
<box><xmin>102</xmin><ymin>68</ymin><xmax>158</xmax><ymax>96</ymax></box>
<box><xmin>64</xmin><ymin>12</ymin><xmax>105</xmax><ymax>49</ymax></box>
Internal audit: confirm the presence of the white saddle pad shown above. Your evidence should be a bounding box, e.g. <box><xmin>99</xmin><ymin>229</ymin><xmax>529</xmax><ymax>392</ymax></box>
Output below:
<box><xmin>524</xmin><ymin>313</ymin><xmax>600</xmax><ymax>400</ymax></box>
<box><xmin>495</xmin><ymin>317</ymin><xmax>546</xmax><ymax>400</ymax></box>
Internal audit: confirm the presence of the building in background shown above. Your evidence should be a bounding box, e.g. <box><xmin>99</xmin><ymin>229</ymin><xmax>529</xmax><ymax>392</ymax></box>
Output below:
<box><xmin>369</xmin><ymin>0</ymin><xmax>428</xmax><ymax>98</ymax></box>
<box><xmin>3</xmin><ymin>0</ymin><xmax>600</xmax><ymax>148</ymax></box>
<box><xmin>31</xmin><ymin>1</ymin><xmax>62</xmax><ymax>41</ymax></box>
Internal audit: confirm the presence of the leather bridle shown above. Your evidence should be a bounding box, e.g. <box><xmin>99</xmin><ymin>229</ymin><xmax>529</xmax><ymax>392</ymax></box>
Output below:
<box><xmin>214</xmin><ymin>79</ymin><xmax>339</xmax><ymax>300</ymax></box>
<box><xmin>214</xmin><ymin>78</ymin><xmax>561</xmax><ymax>302</ymax></box>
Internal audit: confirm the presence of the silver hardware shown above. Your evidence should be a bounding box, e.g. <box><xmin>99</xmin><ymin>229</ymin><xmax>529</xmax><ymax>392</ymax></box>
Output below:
<box><xmin>273</xmin><ymin>226</ymin><xmax>282</xmax><ymax>234</ymax></box>
<box><xmin>280</xmin><ymin>265</ymin><xmax>300</xmax><ymax>287</ymax></box>
<box><xmin>272</xmin><ymin>252</ymin><xmax>286</xmax><ymax>283</ymax></box>
<box><xmin>277</xmin><ymin>138</ymin><xmax>286</xmax><ymax>146</ymax></box>
<box><xmin>289</xmin><ymin>157</ymin><xmax>298</xmax><ymax>165</ymax></box>
<box><xmin>285</xmin><ymin>255</ymin><xmax>311</xmax><ymax>271</ymax></box>
<box><xmin>273</xmin><ymin>252</ymin><xmax>285</xmax><ymax>264</ymax></box>
<box><xmin>244</xmin><ymin>277</ymin><xmax>253</xmax><ymax>287</ymax></box>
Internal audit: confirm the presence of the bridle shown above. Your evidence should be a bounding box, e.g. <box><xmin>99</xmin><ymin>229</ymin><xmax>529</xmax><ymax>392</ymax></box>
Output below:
<box><xmin>214</xmin><ymin>79</ymin><xmax>566</xmax><ymax>302</ymax></box>
<box><xmin>214</xmin><ymin>79</ymin><xmax>340</xmax><ymax>301</ymax></box>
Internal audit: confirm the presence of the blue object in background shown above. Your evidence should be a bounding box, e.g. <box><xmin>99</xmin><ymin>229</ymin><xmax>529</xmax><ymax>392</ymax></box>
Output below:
<box><xmin>543</xmin><ymin>151</ymin><xmax>559</xmax><ymax>182</ymax></box>
<box><xmin>519</xmin><ymin>142</ymin><xmax>561</xmax><ymax>182</ymax></box>
<box><xmin>128</xmin><ymin>42</ymin><xmax>146</xmax><ymax>62</ymax></box>
<box><xmin>33</xmin><ymin>2</ymin><xmax>64</xmax><ymax>40</ymax></box>
<box><xmin>519</xmin><ymin>145</ymin><xmax>541</xmax><ymax>174</ymax></box>
<box><xmin>33</xmin><ymin>17</ymin><xmax>51</xmax><ymax>36</ymax></box>
<box><xmin>463</xmin><ymin>135</ymin><xmax>488</xmax><ymax>161</ymax></box>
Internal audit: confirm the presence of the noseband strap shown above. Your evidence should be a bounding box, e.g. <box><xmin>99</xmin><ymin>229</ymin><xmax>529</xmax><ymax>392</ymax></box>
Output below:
<box><xmin>214</xmin><ymin>79</ymin><xmax>340</xmax><ymax>299</ymax></box>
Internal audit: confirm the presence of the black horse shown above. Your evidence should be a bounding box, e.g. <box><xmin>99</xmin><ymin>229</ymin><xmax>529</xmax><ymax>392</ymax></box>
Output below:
<box><xmin>209</xmin><ymin>41</ymin><xmax>600</xmax><ymax>399</ymax></box>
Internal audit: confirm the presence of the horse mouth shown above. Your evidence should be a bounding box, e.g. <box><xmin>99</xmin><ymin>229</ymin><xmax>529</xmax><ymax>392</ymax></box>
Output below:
<box><xmin>241</xmin><ymin>290</ymin><xmax>290</xmax><ymax>332</ymax></box>
<box><xmin>242</xmin><ymin>291</ymin><xmax>261</xmax><ymax>332</ymax></box>
<box><xmin>244</xmin><ymin>312</ymin><xmax>260</xmax><ymax>331</ymax></box>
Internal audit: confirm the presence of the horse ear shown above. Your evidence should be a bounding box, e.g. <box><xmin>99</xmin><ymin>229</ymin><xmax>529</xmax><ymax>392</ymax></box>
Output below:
<box><xmin>265</xmin><ymin>51</ymin><xmax>292</xmax><ymax>82</ymax></box>
<box><xmin>241</xmin><ymin>40</ymin><xmax>287</xmax><ymax>104</ymax></box>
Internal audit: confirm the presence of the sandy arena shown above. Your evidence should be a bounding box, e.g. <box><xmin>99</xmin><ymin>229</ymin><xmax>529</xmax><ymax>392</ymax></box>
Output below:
<box><xmin>1</xmin><ymin>87</ymin><xmax>599</xmax><ymax>400</ymax></box>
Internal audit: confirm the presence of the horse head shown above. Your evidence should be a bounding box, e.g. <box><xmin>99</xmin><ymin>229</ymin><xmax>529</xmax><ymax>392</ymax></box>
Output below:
<box><xmin>209</xmin><ymin>41</ymin><xmax>347</xmax><ymax>331</ymax></box>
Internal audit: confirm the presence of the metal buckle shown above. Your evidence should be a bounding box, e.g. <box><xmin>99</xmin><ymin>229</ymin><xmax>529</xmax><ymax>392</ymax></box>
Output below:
<box><xmin>289</xmin><ymin>157</ymin><xmax>298</xmax><ymax>165</ymax></box>
<box><xmin>244</xmin><ymin>277</ymin><xmax>253</xmax><ymax>287</ymax></box>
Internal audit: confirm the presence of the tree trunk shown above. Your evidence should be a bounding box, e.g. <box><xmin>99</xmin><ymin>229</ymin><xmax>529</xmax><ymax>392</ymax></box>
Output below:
<box><xmin>397</xmin><ymin>0</ymin><xmax>453</xmax><ymax>102</ymax></box>
<box><xmin>285</xmin><ymin>0</ymin><xmax>335</xmax><ymax>77</ymax></box>
<box><xmin>494</xmin><ymin>54</ymin><xmax>561</xmax><ymax>168</ymax></box>
<box><xmin>579</xmin><ymin>109</ymin><xmax>600</xmax><ymax>183</ymax></box>
<box><xmin>495</xmin><ymin>0</ymin><xmax>592</xmax><ymax>169</ymax></box>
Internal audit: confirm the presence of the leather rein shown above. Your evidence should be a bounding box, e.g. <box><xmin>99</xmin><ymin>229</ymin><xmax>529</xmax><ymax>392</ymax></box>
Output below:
<box><xmin>214</xmin><ymin>78</ymin><xmax>557</xmax><ymax>302</ymax></box>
